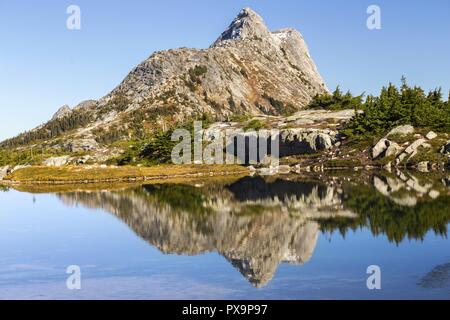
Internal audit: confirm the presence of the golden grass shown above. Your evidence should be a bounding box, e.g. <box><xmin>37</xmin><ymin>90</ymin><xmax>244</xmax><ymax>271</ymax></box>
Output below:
<box><xmin>6</xmin><ymin>164</ymin><xmax>248</xmax><ymax>184</ymax></box>
<box><xmin>9</xmin><ymin>174</ymin><xmax>247</xmax><ymax>193</ymax></box>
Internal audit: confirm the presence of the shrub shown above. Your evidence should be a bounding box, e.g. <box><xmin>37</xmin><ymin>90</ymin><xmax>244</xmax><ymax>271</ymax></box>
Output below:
<box><xmin>244</xmin><ymin>119</ymin><xmax>269</xmax><ymax>131</ymax></box>
<box><xmin>308</xmin><ymin>87</ymin><xmax>363</xmax><ymax>111</ymax></box>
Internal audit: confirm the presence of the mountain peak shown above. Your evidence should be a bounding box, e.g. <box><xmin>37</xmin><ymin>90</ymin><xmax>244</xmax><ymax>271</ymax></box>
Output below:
<box><xmin>51</xmin><ymin>105</ymin><xmax>72</xmax><ymax>120</ymax></box>
<box><xmin>211</xmin><ymin>8</ymin><xmax>271</xmax><ymax>47</ymax></box>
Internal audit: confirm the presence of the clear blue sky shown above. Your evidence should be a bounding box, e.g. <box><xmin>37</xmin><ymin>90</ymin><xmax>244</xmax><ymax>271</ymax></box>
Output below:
<box><xmin>1</xmin><ymin>0</ymin><xmax>449</xmax><ymax>141</ymax></box>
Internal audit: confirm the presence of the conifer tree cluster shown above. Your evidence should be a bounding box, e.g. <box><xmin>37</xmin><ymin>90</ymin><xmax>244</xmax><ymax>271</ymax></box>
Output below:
<box><xmin>309</xmin><ymin>78</ymin><xmax>450</xmax><ymax>138</ymax></box>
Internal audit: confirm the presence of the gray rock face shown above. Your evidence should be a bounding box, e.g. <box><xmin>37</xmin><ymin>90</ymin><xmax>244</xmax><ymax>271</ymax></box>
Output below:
<box><xmin>43</xmin><ymin>156</ymin><xmax>71</xmax><ymax>167</ymax></box>
<box><xmin>73</xmin><ymin>100</ymin><xmax>97</xmax><ymax>111</ymax></box>
<box><xmin>101</xmin><ymin>7</ymin><xmax>327</xmax><ymax>119</ymax></box>
<box><xmin>279</xmin><ymin>129</ymin><xmax>335</xmax><ymax>157</ymax></box>
<box><xmin>218</xmin><ymin>127</ymin><xmax>337</xmax><ymax>163</ymax></box>
<box><xmin>64</xmin><ymin>138</ymin><xmax>99</xmax><ymax>153</ymax></box>
<box><xmin>212</xmin><ymin>8</ymin><xmax>272</xmax><ymax>46</ymax></box>
<box><xmin>51</xmin><ymin>105</ymin><xmax>72</xmax><ymax>120</ymax></box>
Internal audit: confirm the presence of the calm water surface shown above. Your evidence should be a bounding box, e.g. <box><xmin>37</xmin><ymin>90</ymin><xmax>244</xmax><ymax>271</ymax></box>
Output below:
<box><xmin>0</xmin><ymin>172</ymin><xmax>449</xmax><ymax>299</ymax></box>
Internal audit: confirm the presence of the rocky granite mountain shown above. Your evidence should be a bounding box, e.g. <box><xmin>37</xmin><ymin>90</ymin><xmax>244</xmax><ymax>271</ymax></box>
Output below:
<box><xmin>0</xmin><ymin>8</ymin><xmax>327</xmax><ymax>155</ymax></box>
<box><xmin>101</xmin><ymin>7</ymin><xmax>327</xmax><ymax>118</ymax></box>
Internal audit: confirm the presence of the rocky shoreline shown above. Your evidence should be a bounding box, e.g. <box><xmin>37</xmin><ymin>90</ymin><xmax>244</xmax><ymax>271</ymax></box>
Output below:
<box><xmin>1</xmin><ymin>110</ymin><xmax>449</xmax><ymax>184</ymax></box>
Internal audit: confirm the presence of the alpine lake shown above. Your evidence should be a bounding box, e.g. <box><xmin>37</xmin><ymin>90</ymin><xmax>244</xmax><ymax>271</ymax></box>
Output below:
<box><xmin>1</xmin><ymin>169</ymin><xmax>449</xmax><ymax>300</ymax></box>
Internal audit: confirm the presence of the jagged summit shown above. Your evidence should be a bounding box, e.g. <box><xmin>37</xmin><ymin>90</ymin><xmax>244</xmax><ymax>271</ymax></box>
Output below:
<box><xmin>211</xmin><ymin>8</ymin><xmax>272</xmax><ymax>47</ymax></box>
<box><xmin>100</xmin><ymin>7</ymin><xmax>328</xmax><ymax>119</ymax></box>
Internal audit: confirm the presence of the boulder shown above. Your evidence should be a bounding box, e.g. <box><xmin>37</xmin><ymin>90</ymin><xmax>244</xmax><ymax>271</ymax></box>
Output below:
<box><xmin>372</xmin><ymin>138</ymin><xmax>389</xmax><ymax>159</ymax></box>
<box><xmin>417</xmin><ymin>161</ymin><xmax>429</xmax><ymax>173</ymax></box>
<box><xmin>278</xmin><ymin>129</ymin><xmax>336</xmax><ymax>157</ymax></box>
<box><xmin>385</xmin><ymin>142</ymin><xmax>403</xmax><ymax>158</ymax></box>
<box><xmin>441</xmin><ymin>141</ymin><xmax>450</xmax><ymax>154</ymax></box>
<box><xmin>425</xmin><ymin>131</ymin><xmax>437</xmax><ymax>140</ymax></box>
<box><xmin>43</xmin><ymin>156</ymin><xmax>71</xmax><ymax>167</ymax></box>
<box><xmin>404</xmin><ymin>139</ymin><xmax>426</xmax><ymax>155</ymax></box>
<box><xmin>386</xmin><ymin>125</ymin><xmax>414</xmax><ymax>137</ymax></box>
<box><xmin>429</xmin><ymin>190</ymin><xmax>440</xmax><ymax>199</ymax></box>
<box><xmin>306</xmin><ymin>132</ymin><xmax>333</xmax><ymax>151</ymax></box>
<box><xmin>0</xmin><ymin>166</ymin><xmax>10</xmax><ymax>180</ymax></box>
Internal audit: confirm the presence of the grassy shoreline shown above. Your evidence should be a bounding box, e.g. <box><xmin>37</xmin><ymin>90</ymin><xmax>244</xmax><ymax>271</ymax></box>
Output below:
<box><xmin>3</xmin><ymin>165</ymin><xmax>249</xmax><ymax>185</ymax></box>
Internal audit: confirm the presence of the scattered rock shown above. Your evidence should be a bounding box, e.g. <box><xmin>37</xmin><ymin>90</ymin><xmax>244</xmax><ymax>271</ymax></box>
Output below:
<box><xmin>396</xmin><ymin>140</ymin><xmax>431</xmax><ymax>165</ymax></box>
<box><xmin>426</xmin><ymin>131</ymin><xmax>438</xmax><ymax>140</ymax></box>
<box><xmin>429</xmin><ymin>190</ymin><xmax>440</xmax><ymax>199</ymax></box>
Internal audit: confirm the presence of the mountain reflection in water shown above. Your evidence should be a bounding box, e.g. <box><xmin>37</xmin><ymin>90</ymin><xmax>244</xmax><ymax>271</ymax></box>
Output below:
<box><xmin>56</xmin><ymin>171</ymin><xmax>450</xmax><ymax>287</ymax></box>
